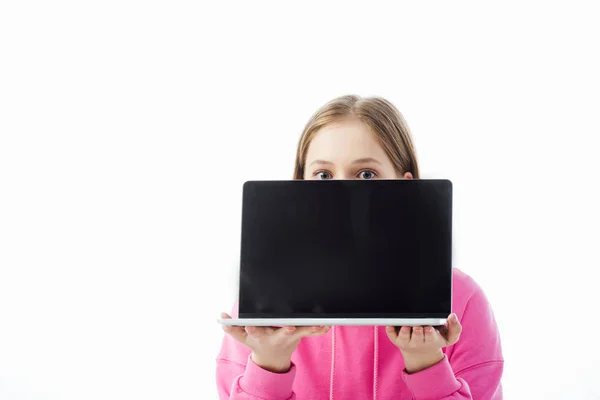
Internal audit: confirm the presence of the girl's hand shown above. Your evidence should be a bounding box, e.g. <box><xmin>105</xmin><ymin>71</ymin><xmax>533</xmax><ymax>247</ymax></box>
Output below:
<box><xmin>385</xmin><ymin>313</ymin><xmax>462</xmax><ymax>373</ymax></box>
<box><xmin>220</xmin><ymin>312</ymin><xmax>330</xmax><ymax>373</ymax></box>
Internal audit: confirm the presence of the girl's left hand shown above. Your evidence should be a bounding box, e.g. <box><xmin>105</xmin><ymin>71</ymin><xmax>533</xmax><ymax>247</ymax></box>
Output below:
<box><xmin>385</xmin><ymin>313</ymin><xmax>462</xmax><ymax>374</ymax></box>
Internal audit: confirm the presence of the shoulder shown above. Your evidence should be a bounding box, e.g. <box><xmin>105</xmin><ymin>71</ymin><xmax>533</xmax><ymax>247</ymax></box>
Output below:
<box><xmin>451</xmin><ymin>268</ymin><xmax>493</xmax><ymax>320</ymax></box>
<box><xmin>448</xmin><ymin>268</ymin><xmax>504</xmax><ymax>367</ymax></box>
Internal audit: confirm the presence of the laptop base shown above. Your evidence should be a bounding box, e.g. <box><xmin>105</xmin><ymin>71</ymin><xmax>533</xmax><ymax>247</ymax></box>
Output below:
<box><xmin>218</xmin><ymin>318</ymin><xmax>448</xmax><ymax>327</ymax></box>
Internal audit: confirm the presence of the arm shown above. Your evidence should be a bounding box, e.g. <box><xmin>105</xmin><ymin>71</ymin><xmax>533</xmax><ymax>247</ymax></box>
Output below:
<box><xmin>402</xmin><ymin>283</ymin><xmax>504</xmax><ymax>399</ymax></box>
<box><xmin>215</xmin><ymin>306</ymin><xmax>329</xmax><ymax>399</ymax></box>
<box><xmin>216</xmin><ymin>334</ymin><xmax>297</xmax><ymax>400</ymax></box>
<box><xmin>401</xmin><ymin>355</ymin><xmax>503</xmax><ymax>399</ymax></box>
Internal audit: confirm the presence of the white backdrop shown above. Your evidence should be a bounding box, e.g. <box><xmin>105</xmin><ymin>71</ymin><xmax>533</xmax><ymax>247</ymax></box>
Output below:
<box><xmin>1</xmin><ymin>1</ymin><xmax>599</xmax><ymax>399</ymax></box>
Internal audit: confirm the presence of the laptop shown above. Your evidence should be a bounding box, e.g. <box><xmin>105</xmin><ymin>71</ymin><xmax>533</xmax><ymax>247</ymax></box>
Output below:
<box><xmin>218</xmin><ymin>179</ymin><xmax>453</xmax><ymax>327</ymax></box>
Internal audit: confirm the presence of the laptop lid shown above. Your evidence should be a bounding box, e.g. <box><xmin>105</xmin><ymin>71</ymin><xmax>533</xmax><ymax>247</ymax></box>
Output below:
<box><xmin>238</xmin><ymin>179</ymin><xmax>452</xmax><ymax>319</ymax></box>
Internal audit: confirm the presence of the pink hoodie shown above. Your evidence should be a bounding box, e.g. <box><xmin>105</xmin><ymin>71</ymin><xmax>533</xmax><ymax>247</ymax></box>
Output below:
<box><xmin>216</xmin><ymin>268</ymin><xmax>503</xmax><ymax>399</ymax></box>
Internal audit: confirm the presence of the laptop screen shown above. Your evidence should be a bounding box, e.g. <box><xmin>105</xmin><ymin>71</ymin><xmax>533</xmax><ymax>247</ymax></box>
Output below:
<box><xmin>238</xmin><ymin>179</ymin><xmax>452</xmax><ymax>319</ymax></box>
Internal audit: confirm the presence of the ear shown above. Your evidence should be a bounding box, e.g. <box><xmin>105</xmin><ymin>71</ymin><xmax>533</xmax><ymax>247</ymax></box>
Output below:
<box><xmin>403</xmin><ymin>172</ymin><xmax>413</xmax><ymax>180</ymax></box>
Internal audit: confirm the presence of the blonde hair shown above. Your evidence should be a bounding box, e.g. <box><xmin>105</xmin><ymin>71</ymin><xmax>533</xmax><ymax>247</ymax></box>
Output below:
<box><xmin>293</xmin><ymin>95</ymin><xmax>420</xmax><ymax>179</ymax></box>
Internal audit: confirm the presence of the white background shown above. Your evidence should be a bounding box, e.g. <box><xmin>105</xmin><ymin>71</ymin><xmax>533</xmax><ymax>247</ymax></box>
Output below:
<box><xmin>1</xmin><ymin>1</ymin><xmax>599</xmax><ymax>399</ymax></box>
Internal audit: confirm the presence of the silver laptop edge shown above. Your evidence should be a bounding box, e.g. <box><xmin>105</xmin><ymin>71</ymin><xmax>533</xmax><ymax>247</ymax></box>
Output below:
<box><xmin>218</xmin><ymin>318</ymin><xmax>448</xmax><ymax>327</ymax></box>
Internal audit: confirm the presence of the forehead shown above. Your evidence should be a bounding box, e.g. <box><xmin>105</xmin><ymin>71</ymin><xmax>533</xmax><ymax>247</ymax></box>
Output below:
<box><xmin>305</xmin><ymin>119</ymin><xmax>388</xmax><ymax>164</ymax></box>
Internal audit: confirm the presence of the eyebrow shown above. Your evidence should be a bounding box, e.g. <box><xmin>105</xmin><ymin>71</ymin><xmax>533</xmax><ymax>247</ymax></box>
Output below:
<box><xmin>351</xmin><ymin>157</ymin><xmax>382</xmax><ymax>165</ymax></box>
<box><xmin>308</xmin><ymin>160</ymin><xmax>334</xmax><ymax>167</ymax></box>
<box><xmin>308</xmin><ymin>158</ymin><xmax>382</xmax><ymax>167</ymax></box>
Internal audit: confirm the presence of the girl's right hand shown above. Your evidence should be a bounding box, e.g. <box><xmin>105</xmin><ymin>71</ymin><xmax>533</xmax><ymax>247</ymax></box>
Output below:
<box><xmin>220</xmin><ymin>312</ymin><xmax>330</xmax><ymax>373</ymax></box>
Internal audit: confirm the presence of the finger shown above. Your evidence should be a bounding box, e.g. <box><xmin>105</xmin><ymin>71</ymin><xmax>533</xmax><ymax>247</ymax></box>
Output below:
<box><xmin>307</xmin><ymin>325</ymin><xmax>331</xmax><ymax>336</ymax></box>
<box><xmin>283</xmin><ymin>326</ymin><xmax>297</xmax><ymax>335</ymax></box>
<box><xmin>271</xmin><ymin>325</ymin><xmax>305</xmax><ymax>341</ymax></box>
<box><xmin>448</xmin><ymin>313</ymin><xmax>461</xmax><ymax>328</ymax></box>
<box><xmin>424</xmin><ymin>326</ymin><xmax>436</xmax><ymax>343</ymax></box>
<box><xmin>398</xmin><ymin>326</ymin><xmax>412</xmax><ymax>342</ymax></box>
<box><xmin>445</xmin><ymin>313</ymin><xmax>462</xmax><ymax>345</ymax></box>
<box><xmin>435</xmin><ymin>324</ymin><xmax>449</xmax><ymax>341</ymax></box>
<box><xmin>289</xmin><ymin>325</ymin><xmax>329</xmax><ymax>340</ymax></box>
<box><xmin>411</xmin><ymin>326</ymin><xmax>425</xmax><ymax>343</ymax></box>
<box><xmin>220</xmin><ymin>312</ymin><xmax>235</xmax><ymax>331</ymax></box>
<box><xmin>220</xmin><ymin>313</ymin><xmax>248</xmax><ymax>342</ymax></box>
<box><xmin>245</xmin><ymin>326</ymin><xmax>276</xmax><ymax>338</ymax></box>
<box><xmin>385</xmin><ymin>326</ymin><xmax>398</xmax><ymax>341</ymax></box>
<box><xmin>223</xmin><ymin>325</ymin><xmax>247</xmax><ymax>340</ymax></box>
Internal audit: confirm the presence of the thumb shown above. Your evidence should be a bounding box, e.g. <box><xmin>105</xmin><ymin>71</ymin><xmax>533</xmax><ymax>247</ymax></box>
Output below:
<box><xmin>385</xmin><ymin>326</ymin><xmax>398</xmax><ymax>342</ymax></box>
<box><xmin>446</xmin><ymin>313</ymin><xmax>462</xmax><ymax>345</ymax></box>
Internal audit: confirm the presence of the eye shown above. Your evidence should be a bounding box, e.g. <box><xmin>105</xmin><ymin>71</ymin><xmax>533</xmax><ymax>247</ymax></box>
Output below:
<box><xmin>358</xmin><ymin>170</ymin><xmax>377</xmax><ymax>180</ymax></box>
<box><xmin>314</xmin><ymin>171</ymin><xmax>332</xmax><ymax>180</ymax></box>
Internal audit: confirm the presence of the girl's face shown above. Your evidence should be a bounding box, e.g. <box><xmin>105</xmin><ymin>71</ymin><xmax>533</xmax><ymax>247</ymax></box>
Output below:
<box><xmin>303</xmin><ymin>119</ymin><xmax>414</xmax><ymax>181</ymax></box>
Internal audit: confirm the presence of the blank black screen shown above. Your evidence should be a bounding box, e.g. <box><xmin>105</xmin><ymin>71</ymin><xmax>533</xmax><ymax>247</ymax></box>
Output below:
<box><xmin>239</xmin><ymin>179</ymin><xmax>452</xmax><ymax>318</ymax></box>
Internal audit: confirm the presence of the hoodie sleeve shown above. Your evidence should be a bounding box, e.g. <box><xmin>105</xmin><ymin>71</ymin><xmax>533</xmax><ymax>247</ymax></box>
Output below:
<box><xmin>216</xmin><ymin>335</ymin><xmax>297</xmax><ymax>400</ymax></box>
<box><xmin>402</xmin><ymin>281</ymin><xmax>504</xmax><ymax>399</ymax></box>
<box><xmin>215</xmin><ymin>301</ymin><xmax>297</xmax><ymax>399</ymax></box>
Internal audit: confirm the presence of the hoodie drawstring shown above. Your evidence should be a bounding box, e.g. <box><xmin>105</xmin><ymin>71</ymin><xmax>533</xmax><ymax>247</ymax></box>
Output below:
<box><xmin>329</xmin><ymin>326</ymin><xmax>336</xmax><ymax>400</ymax></box>
<box><xmin>328</xmin><ymin>326</ymin><xmax>379</xmax><ymax>400</ymax></box>
<box><xmin>373</xmin><ymin>326</ymin><xmax>379</xmax><ymax>400</ymax></box>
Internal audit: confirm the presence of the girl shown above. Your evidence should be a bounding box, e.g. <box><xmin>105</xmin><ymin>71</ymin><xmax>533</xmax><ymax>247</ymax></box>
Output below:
<box><xmin>216</xmin><ymin>95</ymin><xmax>504</xmax><ymax>399</ymax></box>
